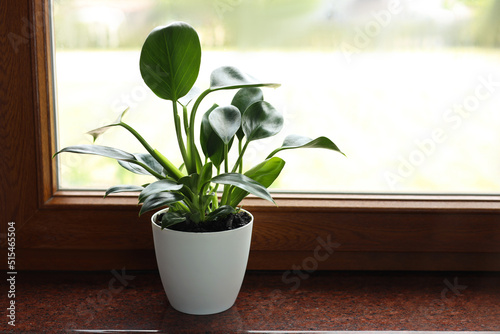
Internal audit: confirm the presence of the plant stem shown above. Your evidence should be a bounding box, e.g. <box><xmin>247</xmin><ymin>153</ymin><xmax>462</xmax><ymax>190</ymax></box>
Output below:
<box><xmin>231</xmin><ymin>140</ymin><xmax>250</xmax><ymax>173</ymax></box>
<box><xmin>188</xmin><ymin>89</ymin><xmax>211</xmax><ymax>173</ymax></box>
<box><xmin>175</xmin><ymin>201</ymin><xmax>191</xmax><ymax>213</ymax></box>
<box><xmin>224</xmin><ymin>144</ymin><xmax>229</xmax><ymax>174</ymax></box>
<box><xmin>119</xmin><ymin>122</ymin><xmax>183</xmax><ymax>180</ymax></box>
<box><xmin>182</xmin><ymin>105</ymin><xmax>189</xmax><ymax>135</ymax></box>
<box><xmin>238</xmin><ymin>140</ymin><xmax>243</xmax><ymax>173</ymax></box>
<box><xmin>221</xmin><ymin>185</ymin><xmax>230</xmax><ymax>206</ymax></box>
<box><xmin>181</xmin><ymin>195</ymin><xmax>196</xmax><ymax>212</ymax></box>
<box><xmin>172</xmin><ymin>101</ymin><xmax>191</xmax><ymax>173</ymax></box>
<box><xmin>131</xmin><ymin>161</ymin><xmax>165</xmax><ymax>180</ymax></box>
<box><xmin>212</xmin><ymin>193</ymin><xmax>219</xmax><ymax>209</ymax></box>
<box><xmin>152</xmin><ymin>149</ymin><xmax>184</xmax><ymax>180</ymax></box>
<box><xmin>221</xmin><ymin>143</ymin><xmax>231</xmax><ymax>205</ymax></box>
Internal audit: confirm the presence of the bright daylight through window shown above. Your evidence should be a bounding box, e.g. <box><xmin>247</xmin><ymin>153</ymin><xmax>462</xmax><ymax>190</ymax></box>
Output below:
<box><xmin>53</xmin><ymin>0</ymin><xmax>500</xmax><ymax>194</ymax></box>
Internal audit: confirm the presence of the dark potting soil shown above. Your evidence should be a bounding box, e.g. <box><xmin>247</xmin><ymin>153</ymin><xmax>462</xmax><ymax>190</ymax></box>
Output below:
<box><xmin>154</xmin><ymin>211</ymin><xmax>252</xmax><ymax>233</ymax></box>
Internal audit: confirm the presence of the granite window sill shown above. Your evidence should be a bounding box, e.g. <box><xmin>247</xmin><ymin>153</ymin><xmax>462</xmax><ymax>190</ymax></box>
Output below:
<box><xmin>6</xmin><ymin>271</ymin><xmax>500</xmax><ymax>332</ymax></box>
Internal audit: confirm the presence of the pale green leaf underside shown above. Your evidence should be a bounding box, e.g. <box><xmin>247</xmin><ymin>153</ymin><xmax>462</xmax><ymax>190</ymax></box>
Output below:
<box><xmin>210</xmin><ymin>66</ymin><xmax>280</xmax><ymax>91</ymax></box>
<box><xmin>267</xmin><ymin>134</ymin><xmax>345</xmax><ymax>159</ymax></box>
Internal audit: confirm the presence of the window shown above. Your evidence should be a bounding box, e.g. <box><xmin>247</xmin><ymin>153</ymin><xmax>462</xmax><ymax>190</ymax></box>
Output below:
<box><xmin>2</xmin><ymin>0</ymin><xmax>499</xmax><ymax>271</ymax></box>
<box><xmin>53</xmin><ymin>0</ymin><xmax>500</xmax><ymax>194</ymax></box>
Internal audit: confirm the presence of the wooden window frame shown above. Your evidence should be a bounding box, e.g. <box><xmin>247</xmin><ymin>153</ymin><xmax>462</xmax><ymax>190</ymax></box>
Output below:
<box><xmin>2</xmin><ymin>0</ymin><xmax>500</xmax><ymax>271</ymax></box>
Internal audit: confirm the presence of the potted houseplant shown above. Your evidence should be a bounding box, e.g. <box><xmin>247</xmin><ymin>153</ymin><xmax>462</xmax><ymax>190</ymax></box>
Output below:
<box><xmin>55</xmin><ymin>21</ymin><xmax>344</xmax><ymax>315</ymax></box>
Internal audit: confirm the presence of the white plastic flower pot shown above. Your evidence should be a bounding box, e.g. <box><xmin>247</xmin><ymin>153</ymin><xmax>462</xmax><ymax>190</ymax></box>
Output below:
<box><xmin>151</xmin><ymin>209</ymin><xmax>254</xmax><ymax>315</ymax></box>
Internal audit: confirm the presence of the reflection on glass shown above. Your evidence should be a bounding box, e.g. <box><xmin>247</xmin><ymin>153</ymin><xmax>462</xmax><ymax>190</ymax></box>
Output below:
<box><xmin>53</xmin><ymin>0</ymin><xmax>500</xmax><ymax>194</ymax></box>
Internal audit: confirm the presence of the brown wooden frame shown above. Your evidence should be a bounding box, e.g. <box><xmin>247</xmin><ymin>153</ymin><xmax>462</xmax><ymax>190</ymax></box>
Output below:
<box><xmin>2</xmin><ymin>0</ymin><xmax>500</xmax><ymax>271</ymax></box>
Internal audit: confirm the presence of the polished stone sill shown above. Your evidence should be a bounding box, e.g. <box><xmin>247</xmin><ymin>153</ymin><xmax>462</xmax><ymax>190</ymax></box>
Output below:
<box><xmin>4</xmin><ymin>271</ymin><xmax>500</xmax><ymax>332</ymax></box>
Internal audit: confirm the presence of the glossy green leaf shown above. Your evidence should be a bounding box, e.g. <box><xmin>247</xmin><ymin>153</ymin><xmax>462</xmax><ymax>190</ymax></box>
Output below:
<box><xmin>104</xmin><ymin>185</ymin><xmax>144</xmax><ymax>198</ymax></box>
<box><xmin>210</xmin><ymin>66</ymin><xmax>280</xmax><ymax>91</ymax></box>
<box><xmin>205</xmin><ymin>205</ymin><xmax>236</xmax><ymax>222</ymax></box>
<box><xmin>161</xmin><ymin>211</ymin><xmax>187</xmax><ymax>229</ymax></box>
<box><xmin>208</xmin><ymin>106</ymin><xmax>241</xmax><ymax>145</ymax></box>
<box><xmin>140</xmin><ymin>22</ymin><xmax>201</xmax><ymax>101</ymax></box>
<box><xmin>54</xmin><ymin>145</ymin><xmax>166</xmax><ymax>180</ymax></box>
<box><xmin>232</xmin><ymin>88</ymin><xmax>264</xmax><ymax>113</ymax></box>
<box><xmin>189</xmin><ymin>212</ymin><xmax>202</xmax><ymax>224</ymax></box>
<box><xmin>55</xmin><ymin>145</ymin><xmax>136</xmax><ymax>161</ymax></box>
<box><xmin>198</xmin><ymin>162</ymin><xmax>213</xmax><ymax>193</ymax></box>
<box><xmin>242</xmin><ymin>101</ymin><xmax>284</xmax><ymax>142</ymax></box>
<box><xmin>139</xmin><ymin>192</ymin><xmax>184</xmax><ymax>216</ymax></box>
<box><xmin>178</xmin><ymin>173</ymin><xmax>199</xmax><ymax>194</ymax></box>
<box><xmin>118</xmin><ymin>153</ymin><xmax>166</xmax><ymax>177</ymax></box>
<box><xmin>200</xmin><ymin>194</ymin><xmax>215</xmax><ymax>212</ymax></box>
<box><xmin>212</xmin><ymin>173</ymin><xmax>275</xmax><ymax>204</ymax></box>
<box><xmin>139</xmin><ymin>179</ymin><xmax>183</xmax><ymax>203</ymax></box>
<box><xmin>231</xmin><ymin>88</ymin><xmax>264</xmax><ymax>140</ymax></box>
<box><xmin>267</xmin><ymin>134</ymin><xmax>345</xmax><ymax>159</ymax></box>
<box><xmin>200</xmin><ymin>104</ymin><xmax>224</xmax><ymax>167</ymax></box>
<box><xmin>229</xmin><ymin>157</ymin><xmax>285</xmax><ymax>207</ymax></box>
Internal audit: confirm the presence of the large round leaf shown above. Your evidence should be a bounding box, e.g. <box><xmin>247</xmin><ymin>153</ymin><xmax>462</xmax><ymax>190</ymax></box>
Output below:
<box><xmin>140</xmin><ymin>22</ymin><xmax>201</xmax><ymax>101</ymax></box>
<box><xmin>242</xmin><ymin>101</ymin><xmax>284</xmax><ymax>142</ymax></box>
<box><xmin>208</xmin><ymin>106</ymin><xmax>241</xmax><ymax>145</ymax></box>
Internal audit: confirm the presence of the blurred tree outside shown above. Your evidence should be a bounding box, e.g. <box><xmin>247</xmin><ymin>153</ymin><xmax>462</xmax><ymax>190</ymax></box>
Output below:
<box><xmin>53</xmin><ymin>0</ymin><xmax>500</xmax><ymax>193</ymax></box>
<box><xmin>54</xmin><ymin>0</ymin><xmax>500</xmax><ymax>50</ymax></box>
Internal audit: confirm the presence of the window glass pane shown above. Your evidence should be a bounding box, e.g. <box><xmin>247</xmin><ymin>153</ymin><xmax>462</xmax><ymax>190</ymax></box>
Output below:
<box><xmin>53</xmin><ymin>0</ymin><xmax>500</xmax><ymax>194</ymax></box>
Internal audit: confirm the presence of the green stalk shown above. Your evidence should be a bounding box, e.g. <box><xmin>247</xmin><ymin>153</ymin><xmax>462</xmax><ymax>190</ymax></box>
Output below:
<box><xmin>192</xmin><ymin>140</ymin><xmax>203</xmax><ymax>173</ymax></box>
<box><xmin>188</xmin><ymin>89</ymin><xmax>212</xmax><ymax>174</ymax></box>
<box><xmin>211</xmin><ymin>166</ymin><xmax>221</xmax><ymax>209</ymax></box>
<box><xmin>153</xmin><ymin>150</ymin><xmax>184</xmax><ymax>181</ymax></box>
<box><xmin>226</xmin><ymin>185</ymin><xmax>234</xmax><ymax>206</ymax></box>
<box><xmin>231</xmin><ymin>140</ymin><xmax>250</xmax><ymax>173</ymax></box>
<box><xmin>130</xmin><ymin>161</ymin><xmax>165</xmax><ymax>180</ymax></box>
<box><xmin>223</xmin><ymin>144</ymin><xmax>229</xmax><ymax>174</ymax></box>
<box><xmin>172</xmin><ymin>101</ymin><xmax>191</xmax><ymax>173</ymax></box>
<box><xmin>189</xmin><ymin>89</ymin><xmax>211</xmax><ymax>136</ymax></box>
<box><xmin>178</xmin><ymin>202</ymin><xmax>191</xmax><ymax>213</ymax></box>
<box><xmin>182</xmin><ymin>105</ymin><xmax>189</xmax><ymax>135</ymax></box>
<box><xmin>119</xmin><ymin>122</ymin><xmax>183</xmax><ymax>180</ymax></box>
<box><xmin>220</xmin><ymin>185</ymin><xmax>236</xmax><ymax>207</ymax></box>
<box><xmin>221</xmin><ymin>143</ymin><xmax>230</xmax><ymax>206</ymax></box>
<box><xmin>181</xmin><ymin>195</ymin><xmax>196</xmax><ymax>212</ymax></box>
<box><xmin>212</xmin><ymin>193</ymin><xmax>219</xmax><ymax>209</ymax></box>
<box><xmin>221</xmin><ymin>186</ymin><xmax>230</xmax><ymax>206</ymax></box>
<box><xmin>238</xmin><ymin>140</ymin><xmax>243</xmax><ymax>173</ymax></box>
